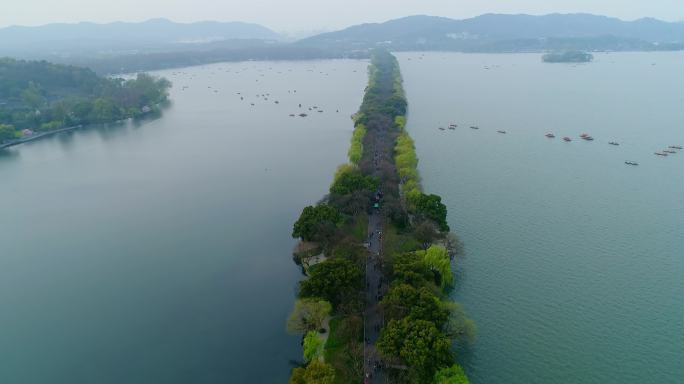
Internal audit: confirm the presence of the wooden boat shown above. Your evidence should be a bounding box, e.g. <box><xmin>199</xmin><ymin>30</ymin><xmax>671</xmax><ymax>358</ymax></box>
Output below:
<box><xmin>625</xmin><ymin>161</ymin><xmax>639</xmax><ymax>166</ymax></box>
<box><xmin>669</xmin><ymin>145</ymin><xmax>683</xmax><ymax>150</ymax></box>
<box><xmin>545</xmin><ymin>133</ymin><xmax>555</xmax><ymax>138</ymax></box>
<box><xmin>655</xmin><ymin>152</ymin><xmax>668</xmax><ymax>156</ymax></box>
<box><xmin>609</xmin><ymin>142</ymin><xmax>619</xmax><ymax>146</ymax></box>
<box><xmin>470</xmin><ymin>126</ymin><xmax>479</xmax><ymax>130</ymax></box>
<box><xmin>497</xmin><ymin>130</ymin><xmax>507</xmax><ymax>134</ymax></box>
<box><xmin>563</xmin><ymin>137</ymin><xmax>572</xmax><ymax>142</ymax></box>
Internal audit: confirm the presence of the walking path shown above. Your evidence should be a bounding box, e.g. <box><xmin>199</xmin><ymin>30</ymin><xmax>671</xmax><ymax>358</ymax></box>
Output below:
<box><xmin>364</xmin><ymin>149</ymin><xmax>387</xmax><ymax>383</ymax></box>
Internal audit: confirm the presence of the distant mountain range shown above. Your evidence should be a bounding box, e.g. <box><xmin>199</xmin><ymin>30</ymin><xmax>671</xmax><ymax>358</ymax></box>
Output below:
<box><xmin>3</xmin><ymin>13</ymin><xmax>684</xmax><ymax>74</ymax></box>
<box><xmin>0</xmin><ymin>18</ymin><xmax>281</xmax><ymax>58</ymax></box>
<box><xmin>299</xmin><ymin>13</ymin><xmax>684</xmax><ymax>52</ymax></box>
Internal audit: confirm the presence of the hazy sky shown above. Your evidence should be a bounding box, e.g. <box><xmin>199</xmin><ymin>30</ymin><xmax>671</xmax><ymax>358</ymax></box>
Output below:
<box><xmin>4</xmin><ymin>0</ymin><xmax>684</xmax><ymax>32</ymax></box>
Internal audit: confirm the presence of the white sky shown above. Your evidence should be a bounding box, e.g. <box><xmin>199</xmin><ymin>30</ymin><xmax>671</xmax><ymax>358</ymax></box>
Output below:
<box><xmin>3</xmin><ymin>0</ymin><xmax>684</xmax><ymax>32</ymax></box>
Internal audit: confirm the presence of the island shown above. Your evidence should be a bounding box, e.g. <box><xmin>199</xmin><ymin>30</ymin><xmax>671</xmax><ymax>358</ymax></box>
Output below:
<box><xmin>287</xmin><ymin>49</ymin><xmax>474</xmax><ymax>384</ymax></box>
<box><xmin>542</xmin><ymin>51</ymin><xmax>594</xmax><ymax>63</ymax></box>
<box><xmin>0</xmin><ymin>58</ymin><xmax>171</xmax><ymax>148</ymax></box>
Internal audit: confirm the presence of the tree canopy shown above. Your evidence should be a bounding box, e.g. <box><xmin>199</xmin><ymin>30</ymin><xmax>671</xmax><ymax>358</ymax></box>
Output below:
<box><xmin>299</xmin><ymin>258</ymin><xmax>364</xmax><ymax>309</ymax></box>
<box><xmin>292</xmin><ymin>205</ymin><xmax>342</xmax><ymax>242</ymax></box>
<box><xmin>434</xmin><ymin>364</ymin><xmax>470</xmax><ymax>384</ymax></box>
<box><xmin>412</xmin><ymin>193</ymin><xmax>450</xmax><ymax>232</ymax></box>
<box><xmin>287</xmin><ymin>298</ymin><xmax>332</xmax><ymax>334</ymax></box>
<box><xmin>377</xmin><ymin>318</ymin><xmax>453</xmax><ymax>382</ymax></box>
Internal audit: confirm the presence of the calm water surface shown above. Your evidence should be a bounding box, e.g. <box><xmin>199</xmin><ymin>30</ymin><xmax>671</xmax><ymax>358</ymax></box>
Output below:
<box><xmin>398</xmin><ymin>52</ymin><xmax>684</xmax><ymax>384</ymax></box>
<box><xmin>0</xmin><ymin>59</ymin><xmax>367</xmax><ymax>383</ymax></box>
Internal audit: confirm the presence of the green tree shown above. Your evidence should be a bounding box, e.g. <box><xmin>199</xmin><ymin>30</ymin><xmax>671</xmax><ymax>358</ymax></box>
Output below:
<box><xmin>381</xmin><ymin>284</ymin><xmax>449</xmax><ymax>326</ymax></box>
<box><xmin>303</xmin><ymin>330</ymin><xmax>324</xmax><ymax>362</ymax></box>
<box><xmin>0</xmin><ymin>124</ymin><xmax>16</xmax><ymax>142</ymax></box>
<box><xmin>330</xmin><ymin>165</ymin><xmax>378</xmax><ymax>196</ymax></box>
<box><xmin>292</xmin><ymin>205</ymin><xmax>342</xmax><ymax>242</ymax></box>
<box><xmin>299</xmin><ymin>258</ymin><xmax>363</xmax><ymax>309</ymax></box>
<box><xmin>434</xmin><ymin>364</ymin><xmax>469</xmax><ymax>384</ymax></box>
<box><xmin>289</xmin><ymin>361</ymin><xmax>336</xmax><ymax>384</ymax></box>
<box><xmin>287</xmin><ymin>298</ymin><xmax>332</xmax><ymax>334</ymax></box>
<box><xmin>419</xmin><ymin>245</ymin><xmax>454</xmax><ymax>289</ymax></box>
<box><xmin>377</xmin><ymin>318</ymin><xmax>453</xmax><ymax>382</ymax></box>
<box><xmin>412</xmin><ymin>193</ymin><xmax>450</xmax><ymax>232</ymax></box>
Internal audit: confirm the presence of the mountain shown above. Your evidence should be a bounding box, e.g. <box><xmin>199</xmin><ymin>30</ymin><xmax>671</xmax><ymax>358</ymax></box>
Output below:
<box><xmin>299</xmin><ymin>14</ymin><xmax>684</xmax><ymax>52</ymax></box>
<box><xmin>0</xmin><ymin>19</ymin><xmax>281</xmax><ymax>58</ymax></box>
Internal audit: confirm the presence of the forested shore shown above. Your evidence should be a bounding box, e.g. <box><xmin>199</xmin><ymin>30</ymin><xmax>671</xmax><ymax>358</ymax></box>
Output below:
<box><xmin>0</xmin><ymin>58</ymin><xmax>171</xmax><ymax>147</ymax></box>
<box><xmin>287</xmin><ymin>49</ymin><xmax>474</xmax><ymax>384</ymax></box>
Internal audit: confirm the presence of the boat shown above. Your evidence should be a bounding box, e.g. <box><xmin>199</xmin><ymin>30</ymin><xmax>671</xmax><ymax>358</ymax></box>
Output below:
<box><xmin>563</xmin><ymin>137</ymin><xmax>572</xmax><ymax>142</ymax></box>
<box><xmin>299</xmin><ymin>113</ymin><xmax>308</xmax><ymax>117</ymax></box>
<box><xmin>545</xmin><ymin>133</ymin><xmax>555</xmax><ymax>138</ymax></box>
<box><xmin>470</xmin><ymin>126</ymin><xmax>479</xmax><ymax>130</ymax></box>
<box><xmin>497</xmin><ymin>130</ymin><xmax>507</xmax><ymax>134</ymax></box>
<box><xmin>655</xmin><ymin>152</ymin><xmax>668</xmax><ymax>156</ymax></box>
<box><xmin>669</xmin><ymin>145</ymin><xmax>683</xmax><ymax>150</ymax></box>
<box><xmin>664</xmin><ymin>150</ymin><xmax>676</xmax><ymax>154</ymax></box>
<box><xmin>609</xmin><ymin>142</ymin><xmax>619</xmax><ymax>146</ymax></box>
<box><xmin>580</xmin><ymin>133</ymin><xmax>589</xmax><ymax>138</ymax></box>
<box><xmin>448</xmin><ymin>126</ymin><xmax>455</xmax><ymax>130</ymax></box>
<box><xmin>582</xmin><ymin>136</ymin><xmax>594</xmax><ymax>141</ymax></box>
<box><xmin>449</xmin><ymin>124</ymin><xmax>458</xmax><ymax>128</ymax></box>
<box><xmin>438</xmin><ymin>127</ymin><xmax>446</xmax><ymax>131</ymax></box>
<box><xmin>625</xmin><ymin>161</ymin><xmax>639</xmax><ymax>166</ymax></box>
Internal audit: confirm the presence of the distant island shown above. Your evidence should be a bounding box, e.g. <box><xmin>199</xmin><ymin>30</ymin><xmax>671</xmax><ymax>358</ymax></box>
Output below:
<box><xmin>542</xmin><ymin>51</ymin><xmax>594</xmax><ymax>63</ymax></box>
<box><xmin>0</xmin><ymin>58</ymin><xmax>171</xmax><ymax>147</ymax></box>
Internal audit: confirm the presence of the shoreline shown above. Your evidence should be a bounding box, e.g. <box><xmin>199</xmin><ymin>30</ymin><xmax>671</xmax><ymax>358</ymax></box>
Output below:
<box><xmin>0</xmin><ymin>125</ymin><xmax>83</xmax><ymax>149</ymax></box>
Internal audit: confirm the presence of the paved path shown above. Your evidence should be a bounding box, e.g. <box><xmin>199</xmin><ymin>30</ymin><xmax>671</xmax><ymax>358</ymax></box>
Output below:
<box><xmin>364</xmin><ymin>150</ymin><xmax>387</xmax><ymax>383</ymax></box>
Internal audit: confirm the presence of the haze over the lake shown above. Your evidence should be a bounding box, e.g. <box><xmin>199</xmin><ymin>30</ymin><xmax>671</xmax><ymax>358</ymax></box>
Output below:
<box><xmin>4</xmin><ymin>0</ymin><xmax>684</xmax><ymax>32</ymax></box>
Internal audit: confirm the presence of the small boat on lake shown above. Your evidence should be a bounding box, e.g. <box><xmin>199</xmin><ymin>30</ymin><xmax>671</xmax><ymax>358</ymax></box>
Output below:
<box><xmin>625</xmin><ymin>161</ymin><xmax>639</xmax><ymax>166</ymax></box>
<box><xmin>664</xmin><ymin>150</ymin><xmax>676</xmax><ymax>154</ymax></box>
<box><xmin>582</xmin><ymin>136</ymin><xmax>594</xmax><ymax>141</ymax></box>
<box><xmin>448</xmin><ymin>126</ymin><xmax>455</xmax><ymax>130</ymax></box>
<box><xmin>449</xmin><ymin>124</ymin><xmax>458</xmax><ymax>128</ymax></box>
<box><xmin>497</xmin><ymin>130</ymin><xmax>507</xmax><ymax>134</ymax></box>
<box><xmin>545</xmin><ymin>133</ymin><xmax>555</xmax><ymax>138</ymax></box>
<box><xmin>580</xmin><ymin>133</ymin><xmax>589</xmax><ymax>138</ymax></box>
<box><xmin>299</xmin><ymin>113</ymin><xmax>308</xmax><ymax>117</ymax></box>
<box><xmin>609</xmin><ymin>142</ymin><xmax>619</xmax><ymax>146</ymax></box>
<box><xmin>470</xmin><ymin>126</ymin><xmax>479</xmax><ymax>130</ymax></box>
<box><xmin>655</xmin><ymin>152</ymin><xmax>668</xmax><ymax>156</ymax></box>
<box><xmin>669</xmin><ymin>145</ymin><xmax>683</xmax><ymax>150</ymax></box>
<box><xmin>438</xmin><ymin>127</ymin><xmax>446</xmax><ymax>131</ymax></box>
<box><xmin>563</xmin><ymin>137</ymin><xmax>572</xmax><ymax>142</ymax></box>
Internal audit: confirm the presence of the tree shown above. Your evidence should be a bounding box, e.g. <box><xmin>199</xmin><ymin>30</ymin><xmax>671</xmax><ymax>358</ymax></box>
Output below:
<box><xmin>443</xmin><ymin>302</ymin><xmax>476</xmax><ymax>343</ymax></box>
<box><xmin>287</xmin><ymin>298</ymin><xmax>332</xmax><ymax>334</ymax></box>
<box><xmin>381</xmin><ymin>284</ymin><xmax>449</xmax><ymax>326</ymax></box>
<box><xmin>391</xmin><ymin>252</ymin><xmax>433</xmax><ymax>289</ymax></box>
<box><xmin>289</xmin><ymin>361</ymin><xmax>336</xmax><ymax>384</ymax></box>
<box><xmin>377</xmin><ymin>318</ymin><xmax>453</xmax><ymax>382</ymax></box>
<box><xmin>414</xmin><ymin>221</ymin><xmax>439</xmax><ymax>247</ymax></box>
<box><xmin>434</xmin><ymin>364</ymin><xmax>469</xmax><ymax>384</ymax></box>
<box><xmin>412</xmin><ymin>193</ymin><xmax>450</xmax><ymax>232</ymax></box>
<box><xmin>292</xmin><ymin>205</ymin><xmax>342</xmax><ymax>242</ymax></box>
<box><xmin>419</xmin><ymin>245</ymin><xmax>454</xmax><ymax>289</ymax></box>
<box><xmin>330</xmin><ymin>165</ymin><xmax>378</xmax><ymax>196</ymax></box>
<box><xmin>303</xmin><ymin>330</ymin><xmax>324</xmax><ymax>362</ymax></box>
<box><xmin>299</xmin><ymin>258</ymin><xmax>364</xmax><ymax>309</ymax></box>
<box><xmin>0</xmin><ymin>124</ymin><xmax>16</xmax><ymax>142</ymax></box>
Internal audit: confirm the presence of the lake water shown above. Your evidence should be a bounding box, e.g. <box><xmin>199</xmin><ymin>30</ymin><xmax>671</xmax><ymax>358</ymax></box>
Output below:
<box><xmin>398</xmin><ymin>52</ymin><xmax>684</xmax><ymax>384</ymax></box>
<box><xmin>0</xmin><ymin>59</ymin><xmax>368</xmax><ymax>383</ymax></box>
